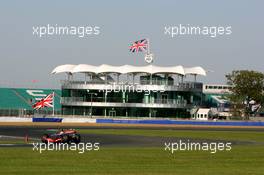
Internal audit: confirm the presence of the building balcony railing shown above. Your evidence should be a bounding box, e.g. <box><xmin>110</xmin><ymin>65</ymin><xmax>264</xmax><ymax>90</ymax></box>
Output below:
<box><xmin>60</xmin><ymin>80</ymin><xmax>203</xmax><ymax>92</ymax></box>
<box><xmin>60</xmin><ymin>97</ymin><xmax>197</xmax><ymax>109</ymax></box>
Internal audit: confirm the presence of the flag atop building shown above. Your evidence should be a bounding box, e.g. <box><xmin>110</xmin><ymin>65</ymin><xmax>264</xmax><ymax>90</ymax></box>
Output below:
<box><xmin>129</xmin><ymin>39</ymin><xmax>148</xmax><ymax>53</ymax></box>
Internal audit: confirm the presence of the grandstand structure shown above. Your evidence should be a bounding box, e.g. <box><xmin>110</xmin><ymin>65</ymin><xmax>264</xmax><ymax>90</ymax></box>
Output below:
<box><xmin>52</xmin><ymin>64</ymin><xmax>207</xmax><ymax>118</ymax></box>
<box><xmin>0</xmin><ymin>81</ymin><xmax>235</xmax><ymax>119</ymax></box>
<box><xmin>0</xmin><ymin>88</ymin><xmax>61</xmax><ymax>116</ymax></box>
<box><xmin>202</xmin><ymin>84</ymin><xmax>231</xmax><ymax>112</ymax></box>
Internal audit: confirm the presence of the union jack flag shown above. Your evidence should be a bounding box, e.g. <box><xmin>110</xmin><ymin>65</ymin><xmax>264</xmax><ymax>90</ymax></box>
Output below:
<box><xmin>129</xmin><ymin>39</ymin><xmax>148</xmax><ymax>53</ymax></box>
<box><xmin>32</xmin><ymin>93</ymin><xmax>54</xmax><ymax>110</ymax></box>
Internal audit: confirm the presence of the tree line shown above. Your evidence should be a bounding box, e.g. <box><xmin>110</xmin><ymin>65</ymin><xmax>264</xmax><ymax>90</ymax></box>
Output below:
<box><xmin>226</xmin><ymin>70</ymin><xmax>264</xmax><ymax>119</ymax></box>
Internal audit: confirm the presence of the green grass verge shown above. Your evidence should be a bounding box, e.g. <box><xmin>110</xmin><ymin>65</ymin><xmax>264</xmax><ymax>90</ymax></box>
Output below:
<box><xmin>0</xmin><ymin>145</ymin><xmax>264</xmax><ymax>175</ymax></box>
<box><xmin>0</xmin><ymin>140</ymin><xmax>26</xmax><ymax>144</ymax></box>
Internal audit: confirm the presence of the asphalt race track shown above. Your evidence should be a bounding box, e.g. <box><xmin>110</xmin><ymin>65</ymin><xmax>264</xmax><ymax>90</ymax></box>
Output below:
<box><xmin>0</xmin><ymin>125</ymin><xmax>263</xmax><ymax>147</ymax></box>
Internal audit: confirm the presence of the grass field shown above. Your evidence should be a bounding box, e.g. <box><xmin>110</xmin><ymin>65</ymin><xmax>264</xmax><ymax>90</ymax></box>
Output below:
<box><xmin>0</xmin><ymin>128</ymin><xmax>264</xmax><ymax>175</ymax></box>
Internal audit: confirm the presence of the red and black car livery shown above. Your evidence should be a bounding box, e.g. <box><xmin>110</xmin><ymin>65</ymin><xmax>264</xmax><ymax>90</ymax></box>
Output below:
<box><xmin>41</xmin><ymin>129</ymin><xmax>81</xmax><ymax>144</ymax></box>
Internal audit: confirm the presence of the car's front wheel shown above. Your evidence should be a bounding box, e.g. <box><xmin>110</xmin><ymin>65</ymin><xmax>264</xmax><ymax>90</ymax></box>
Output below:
<box><xmin>73</xmin><ymin>134</ymin><xmax>81</xmax><ymax>144</ymax></box>
<box><xmin>61</xmin><ymin>134</ymin><xmax>69</xmax><ymax>143</ymax></box>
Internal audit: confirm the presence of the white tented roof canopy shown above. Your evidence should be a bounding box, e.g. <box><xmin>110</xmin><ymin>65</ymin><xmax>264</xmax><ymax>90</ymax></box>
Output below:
<box><xmin>51</xmin><ymin>64</ymin><xmax>206</xmax><ymax>76</ymax></box>
<box><xmin>184</xmin><ymin>66</ymin><xmax>207</xmax><ymax>76</ymax></box>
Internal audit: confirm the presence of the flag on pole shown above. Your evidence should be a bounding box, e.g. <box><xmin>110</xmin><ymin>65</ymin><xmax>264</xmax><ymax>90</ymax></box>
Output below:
<box><xmin>129</xmin><ymin>39</ymin><xmax>148</xmax><ymax>53</ymax></box>
<box><xmin>32</xmin><ymin>93</ymin><xmax>54</xmax><ymax>110</ymax></box>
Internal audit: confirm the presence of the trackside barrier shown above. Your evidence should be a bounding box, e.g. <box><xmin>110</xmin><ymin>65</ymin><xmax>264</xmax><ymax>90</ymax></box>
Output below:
<box><xmin>32</xmin><ymin>118</ymin><xmax>62</xmax><ymax>122</ymax></box>
<box><xmin>62</xmin><ymin>118</ymin><xmax>96</xmax><ymax>123</ymax></box>
<box><xmin>0</xmin><ymin>117</ymin><xmax>263</xmax><ymax>126</ymax></box>
<box><xmin>96</xmin><ymin>119</ymin><xmax>264</xmax><ymax>127</ymax></box>
<box><xmin>0</xmin><ymin>117</ymin><xmax>32</xmax><ymax>122</ymax></box>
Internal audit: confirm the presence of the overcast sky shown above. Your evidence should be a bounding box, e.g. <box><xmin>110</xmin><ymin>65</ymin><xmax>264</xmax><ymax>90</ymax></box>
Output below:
<box><xmin>0</xmin><ymin>0</ymin><xmax>263</xmax><ymax>89</ymax></box>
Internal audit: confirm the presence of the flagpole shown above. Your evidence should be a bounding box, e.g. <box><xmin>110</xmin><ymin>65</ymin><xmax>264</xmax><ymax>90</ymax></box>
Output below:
<box><xmin>52</xmin><ymin>91</ymin><xmax>55</xmax><ymax>116</ymax></box>
<box><xmin>145</xmin><ymin>38</ymin><xmax>153</xmax><ymax>64</ymax></box>
<box><xmin>147</xmin><ymin>38</ymin><xmax>150</xmax><ymax>55</ymax></box>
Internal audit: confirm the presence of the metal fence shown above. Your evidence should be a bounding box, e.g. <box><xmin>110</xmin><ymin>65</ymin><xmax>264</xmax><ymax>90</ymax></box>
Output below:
<box><xmin>61</xmin><ymin>80</ymin><xmax>203</xmax><ymax>88</ymax></box>
<box><xmin>0</xmin><ymin>108</ymin><xmax>61</xmax><ymax>117</ymax></box>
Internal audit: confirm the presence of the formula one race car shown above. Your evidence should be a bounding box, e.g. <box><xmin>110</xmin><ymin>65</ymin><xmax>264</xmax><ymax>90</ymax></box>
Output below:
<box><xmin>41</xmin><ymin>129</ymin><xmax>81</xmax><ymax>144</ymax></box>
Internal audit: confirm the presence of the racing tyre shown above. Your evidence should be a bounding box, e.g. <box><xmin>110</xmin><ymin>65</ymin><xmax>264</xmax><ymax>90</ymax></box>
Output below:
<box><xmin>61</xmin><ymin>134</ymin><xmax>69</xmax><ymax>143</ymax></box>
<box><xmin>73</xmin><ymin>134</ymin><xmax>81</xmax><ymax>144</ymax></box>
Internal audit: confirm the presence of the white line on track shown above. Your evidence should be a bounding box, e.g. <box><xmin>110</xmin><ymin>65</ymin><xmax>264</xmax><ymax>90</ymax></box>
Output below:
<box><xmin>0</xmin><ymin>135</ymin><xmax>39</xmax><ymax>141</ymax></box>
<box><xmin>46</xmin><ymin>129</ymin><xmax>58</xmax><ymax>132</ymax></box>
<box><xmin>0</xmin><ymin>144</ymin><xmax>16</xmax><ymax>146</ymax></box>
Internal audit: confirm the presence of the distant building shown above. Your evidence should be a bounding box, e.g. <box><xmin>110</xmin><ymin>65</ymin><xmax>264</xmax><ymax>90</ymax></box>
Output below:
<box><xmin>52</xmin><ymin>64</ymin><xmax>207</xmax><ymax>118</ymax></box>
<box><xmin>203</xmin><ymin>84</ymin><xmax>231</xmax><ymax>112</ymax></box>
<box><xmin>192</xmin><ymin>108</ymin><xmax>212</xmax><ymax>120</ymax></box>
<box><xmin>203</xmin><ymin>84</ymin><xmax>231</xmax><ymax>94</ymax></box>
